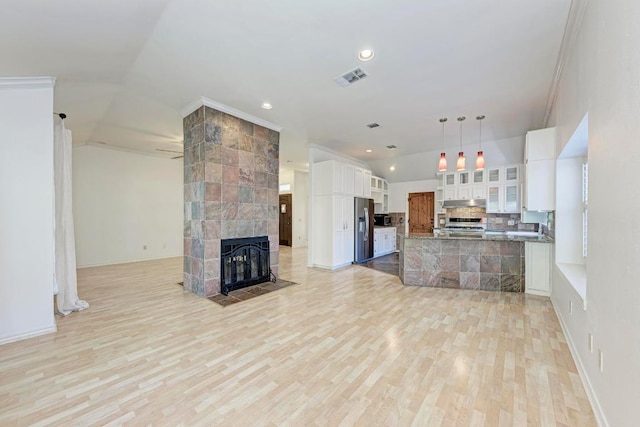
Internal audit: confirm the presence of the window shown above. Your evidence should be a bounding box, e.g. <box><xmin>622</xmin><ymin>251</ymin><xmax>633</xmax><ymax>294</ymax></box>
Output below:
<box><xmin>556</xmin><ymin>113</ymin><xmax>588</xmax><ymax>305</ymax></box>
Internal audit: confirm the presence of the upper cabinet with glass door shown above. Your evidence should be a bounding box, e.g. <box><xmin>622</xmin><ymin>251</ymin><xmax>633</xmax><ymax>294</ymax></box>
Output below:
<box><xmin>458</xmin><ymin>171</ymin><xmax>470</xmax><ymax>185</ymax></box>
<box><xmin>444</xmin><ymin>172</ymin><xmax>457</xmax><ymax>186</ymax></box>
<box><xmin>487</xmin><ymin>165</ymin><xmax>520</xmax><ymax>183</ymax></box>
<box><xmin>472</xmin><ymin>170</ymin><xmax>485</xmax><ymax>184</ymax></box>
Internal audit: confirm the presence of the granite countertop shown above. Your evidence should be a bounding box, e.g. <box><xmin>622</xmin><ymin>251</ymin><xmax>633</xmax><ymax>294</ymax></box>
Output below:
<box><xmin>401</xmin><ymin>231</ymin><xmax>554</xmax><ymax>243</ymax></box>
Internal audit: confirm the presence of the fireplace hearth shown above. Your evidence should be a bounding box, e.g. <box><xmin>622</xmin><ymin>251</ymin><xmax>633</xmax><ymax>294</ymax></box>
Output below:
<box><xmin>220</xmin><ymin>236</ymin><xmax>272</xmax><ymax>295</ymax></box>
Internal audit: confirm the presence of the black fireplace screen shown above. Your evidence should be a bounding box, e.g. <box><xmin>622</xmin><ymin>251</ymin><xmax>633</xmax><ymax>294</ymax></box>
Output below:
<box><xmin>220</xmin><ymin>236</ymin><xmax>271</xmax><ymax>295</ymax></box>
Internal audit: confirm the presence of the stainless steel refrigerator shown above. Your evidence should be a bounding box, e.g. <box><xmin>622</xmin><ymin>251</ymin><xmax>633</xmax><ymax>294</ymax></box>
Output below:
<box><xmin>354</xmin><ymin>197</ymin><xmax>374</xmax><ymax>263</ymax></box>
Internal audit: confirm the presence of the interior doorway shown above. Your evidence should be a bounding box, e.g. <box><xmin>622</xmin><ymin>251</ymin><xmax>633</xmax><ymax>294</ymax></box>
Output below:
<box><xmin>408</xmin><ymin>192</ymin><xmax>435</xmax><ymax>234</ymax></box>
<box><xmin>279</xmin><ymin>194</ymin><xmax>292</xmax><ymax>246</ymax></box>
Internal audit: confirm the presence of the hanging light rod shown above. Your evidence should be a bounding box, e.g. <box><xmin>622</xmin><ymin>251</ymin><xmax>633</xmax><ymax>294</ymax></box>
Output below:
<box><xmin>438</xmin><ymin>117</ymin><xmax>448</xmax><ymax>172</ymax></box>
<box><xmin>456</xmin><ymin>116</ymin><xmax>466</xmax><ymax>171</ymax></box>
<box><xmin>476</xmin><ymin>115</ymin><xmax>485</xmax><ymax>171</ymax></box>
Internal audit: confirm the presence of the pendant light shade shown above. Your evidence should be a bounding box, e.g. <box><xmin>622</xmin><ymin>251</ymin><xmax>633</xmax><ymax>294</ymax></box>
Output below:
<box><xmin>475</xmin><ymin>151</ymin><xmax>485</xmax><ymax>170</ymax></box>
<box><xmin>476</xmin><ymin>115</ymin><xmax>486</xmax><ymax>170</ymax></box>
<box><xmin>438</xmin><ymin>153</ymin><xmax>447</xmax><ymax>171</ymax></box>
<box><xmin>457</xmin><ymin>152</ymin><xmax>466</xmax><ymax>171</ymax></box>
<box><xmin>456</xmin><ymin>116</ymin><xmax>466</xmax><ymax>171</ymax></box>
<box><xmin>438</xmin><ymin>117</ymin><xmax>448</xmax><ymax>172</ymax></box>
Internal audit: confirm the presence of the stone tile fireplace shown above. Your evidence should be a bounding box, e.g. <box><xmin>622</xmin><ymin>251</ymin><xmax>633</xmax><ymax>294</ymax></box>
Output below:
<box><xmin>182</xmin><ymin>100</ymin><xmax>280</xmax><ymax>296</ymax></box>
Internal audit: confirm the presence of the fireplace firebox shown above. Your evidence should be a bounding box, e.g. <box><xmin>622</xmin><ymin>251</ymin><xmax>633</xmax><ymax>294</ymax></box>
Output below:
<box><xmin>220</xmin><ymin>236</ymin><xmax>272</xmax><ymax>295</ymax></box>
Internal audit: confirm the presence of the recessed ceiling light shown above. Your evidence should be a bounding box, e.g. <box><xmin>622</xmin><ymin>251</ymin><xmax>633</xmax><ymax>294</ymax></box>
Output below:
<box><xmin>261</xmin><ymin>102</ymin><xmax>272</xmax><ymax>110</ymax></box>
<box><xmin>365</xmin><ymin>149</ymin><xmax>372</xmax><ymax>153</ymax></box>
<box><xmin>358</xmin><ymin>49</ymin><xmax>375</xmax><ymax>61</ymax></box>
<box><xmin>390</xmin><ymin>166</ymin><xmax>395</xmax><ymax>171</ymax></box>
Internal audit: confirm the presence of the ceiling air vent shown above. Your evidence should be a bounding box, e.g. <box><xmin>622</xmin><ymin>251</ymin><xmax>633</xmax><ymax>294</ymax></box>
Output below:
<box><xmin>386</xmin><ymin>145</ymin><xmax>397</xmax><ymax>150</ymax></box>
<box><xmin>333</xmin><ymin>67</ymin><xmax>368</xmax><ymax>87</ymax></box>
<box><xmin>366</xmin><ymin>122</ymin><xmax>380</xmax><ymax>128</ymax></box>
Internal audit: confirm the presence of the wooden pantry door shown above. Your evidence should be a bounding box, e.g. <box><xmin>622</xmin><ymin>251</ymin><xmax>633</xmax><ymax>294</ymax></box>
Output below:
<box><xmin>408</xmin><ymin>192</ymin><xmax>434</xmax><ymax>234</ymax></box>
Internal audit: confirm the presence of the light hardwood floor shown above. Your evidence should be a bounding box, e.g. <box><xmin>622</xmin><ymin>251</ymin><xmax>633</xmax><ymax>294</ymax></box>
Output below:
<box><xmin>1</xmin><ymin>247</ymin><xmax>595</xmax><ymax>426</ymax></box>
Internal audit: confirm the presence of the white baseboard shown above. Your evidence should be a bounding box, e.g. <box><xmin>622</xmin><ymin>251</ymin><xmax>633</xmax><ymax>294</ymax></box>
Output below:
<box><xmin>0</xmin><ymin>325</ymin><xmax>57</xmax><ymax>346</ymax></box>
<box><xmin>552</xmin><ymin>301</ymin><xmax>608</xmax><ymax>427</ymax></box>
<box><xmin>77</xmin><ymin>254</ymin><xmax>182</xmax><ymax>269</ymax></box>
<box><xmin>525</xmin><ymin>288</ymin><xmax>551</xmax><ymax>297</ymax></box>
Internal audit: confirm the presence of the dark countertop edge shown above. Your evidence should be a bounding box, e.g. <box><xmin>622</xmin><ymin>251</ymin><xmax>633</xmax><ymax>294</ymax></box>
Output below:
<box><xmin>399</xmin><ymin>233</ymin><xmax>554</xmax><ymax>243</ymax></box>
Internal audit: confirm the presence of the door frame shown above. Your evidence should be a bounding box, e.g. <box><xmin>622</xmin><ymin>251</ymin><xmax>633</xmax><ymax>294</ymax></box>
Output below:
<box><xmin>279</xmin><ymin>193</ymin><xmax>293</xmax><ymax>246</ymax></box>
<box><xmin>407</xmin><ymin>191</ymin><xmax>435</xmax><ymax>234</ymax></box>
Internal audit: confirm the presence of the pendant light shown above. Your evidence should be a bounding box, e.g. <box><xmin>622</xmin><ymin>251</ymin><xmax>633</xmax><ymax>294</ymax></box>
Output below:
<box><xmin>438</xmin><ymin>117</ymin><xmax>448</xmax><ymax>172</ymax></box>
<box><xmin>456</xmin><ymin>116</ymin><xmax>466</xmax><ymax>171</ymax></box>
<box><xmin>476</xmin><ymin>115</ymin><xmax>485</xmax><ymax>170</ymax></box>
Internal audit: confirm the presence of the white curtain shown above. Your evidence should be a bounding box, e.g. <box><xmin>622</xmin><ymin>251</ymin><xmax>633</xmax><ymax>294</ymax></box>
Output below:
<box><xmin>54</xmin><ymin>117</ymin><xmax>88</xmax><ymax>316</ymax></box>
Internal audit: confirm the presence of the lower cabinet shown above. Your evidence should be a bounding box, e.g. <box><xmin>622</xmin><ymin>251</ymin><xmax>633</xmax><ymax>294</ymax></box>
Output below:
<box><xmin>525</xmin><ymin>242</ymin><xmax>552</xmax><ymax>296</ymax></box>
<box><xmin>373</xmin><ymin>228</ymin><xmax>397</xmax><ymax>257</ymax></box>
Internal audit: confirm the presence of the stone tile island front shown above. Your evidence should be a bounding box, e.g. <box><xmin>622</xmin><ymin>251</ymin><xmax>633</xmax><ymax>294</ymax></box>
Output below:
<box><xmin>398</xmin><ymin>232</ymin><xmax>552</xmax><ymax>292</ymax></box>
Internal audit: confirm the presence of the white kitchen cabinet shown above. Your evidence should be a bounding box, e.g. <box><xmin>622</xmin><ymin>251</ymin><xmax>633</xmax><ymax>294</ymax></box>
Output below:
<box><xmin>504</xmin><ymin>165</ymin><xmax>520</xmax><ymax>182</ymax></box>
<box><xmin>487</xmin><ymin>167</ymin><xmax>501</xmax><ymax>183</ymax></box>
<box><xmin>472</xmin><ymin>186</ymin><xmax>486</xmax><ymax>199</ymax></box>
<box><xmin>504</xmin><ymin>184</ymin><xmax>520</xmax><ymax>212</ymax></box>
<box><xmin>486</xmin><ymin>165</ymin><xmax>520</xmax><ymax>183</ymax></box>
<box><xmin>313</xmin><ymin>160</ymin><xmax>373</xmax><ymax>197</ymax></box>
<box><xmin>343</xmin><ymin>164</ymin><xmax>355</xmax><ymax>195</ymax></box>
<box><xmin>524</xmin><ymin>127</ymin><xmax>556</xmax><ymax>211</ymax></box>
<box><xmin>363</xmin><ymin>170</ymin><xmax>372</xmax><ymax>197</ymax></box>
<box><xmin>458</xmin><ymin>187</ymin><xmax>472</xmax><ymax>200</ymax></box>
<box><xmin>525</xmin><ymin>242</ymin><xmax>552</xmax><ymax>296</ymax></box>
<box><xmin>374</xmin><ymin>227</ymin><xmax>396</xmax><ymax>257</ymax></box>
<box><xmin>354</xmin><ymin>167</ymin><xmax>364</xmax><ymax>197</ymax></box>
<box><xmin>371</xmin><ymin>175</ymin><xmax>386</xmax><ymax>192</ymax></box>
<box><xmin>444</xmin><ymin>187</ymin><xmax>458</xmax><ymax>200</ymax></box>
<box><xmin>472</xmin><ymin>170</ymin><xmax>485</xmax><ymax>184</ymax></box>
<box><xmin>526</xmin><ymin>127</ymin><xmax>556</xmax><ymax>161</ymax></box>
<box><xmin>487</xmin><ymin>184</ymin><xmax>520</xmax><ymax>213</ymax></box>
<box><xmin>312</xmin><ymin>160</ymin><xmax>372</xmax><ymax>269</ymax></box>
<box><xmin>458</xmin><ymin>171</ymin><xmax>471</xmax><ymax>185</ymax></box>
<box><xmin>444</xmin><ymin>172</ymin><xmax>456</xmax><ymax>186</ymax></box>
<box><xmin>312</xmin><ymin>194</ymin><xmax>354</xmax><ymax>269</ymax></box>
<box><xmin>524</xmin><ymin>160</ymin><xmax>555</xmax><ymax>211</ymax></box>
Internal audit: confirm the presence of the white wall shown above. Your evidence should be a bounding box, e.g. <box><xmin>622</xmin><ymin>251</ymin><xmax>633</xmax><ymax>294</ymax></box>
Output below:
<box><xmin>0</xmin><ymin>78</ymin><xmax>57</xmax><ymax>344</ymax></box>
<box><xmin>73</xmin><ymin>145</ymin><xmax>183</xmax><ymax>267</ymax></box>
<box><xmin>549</xmin><ymin>1</ymin><xmax>640</xmax><ymax>425</ymax></box>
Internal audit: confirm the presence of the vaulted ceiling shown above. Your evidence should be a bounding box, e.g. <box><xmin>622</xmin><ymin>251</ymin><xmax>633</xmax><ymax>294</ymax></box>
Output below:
<box><xmin>0</xmin><ymin>0</ymin><xmax>571</xmax><ymax>182</ymax></box>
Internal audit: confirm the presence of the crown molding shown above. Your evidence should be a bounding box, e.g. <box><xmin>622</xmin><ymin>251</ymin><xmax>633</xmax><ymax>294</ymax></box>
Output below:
<box><xmin>543</xmin><ymin>0</ymin><xmax>589</xmax><ymax>126</ymax></box>
<box><xmin>181</xmin><ymin>96</ymin><xmax>282</xmax><ymax>132</ymax></box>
<box><xmin>0</xmin><ymin>77</ymin><xmax>56</xmax><ymax>90</ymax></box>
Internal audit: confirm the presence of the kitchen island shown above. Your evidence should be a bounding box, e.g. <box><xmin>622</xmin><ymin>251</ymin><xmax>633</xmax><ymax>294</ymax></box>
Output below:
<box><xmin>398</xmin><ymin>231</ymin><xmax>553</xmax><ymax>292</ymax></box>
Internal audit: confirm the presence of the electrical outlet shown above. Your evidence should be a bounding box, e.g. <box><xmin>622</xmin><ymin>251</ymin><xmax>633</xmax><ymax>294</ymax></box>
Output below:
<box><xmin>508</xmin><ymin>219</ymin><xmax>515</xmax><ymax>226</ymax></box>
<box><xmin>588</xmin><ymin>333</ymin><xmax>593</xmax><ymax>352</ymax></box>
<box><xmin>598</xmin><ymin>349</ymin><xmax>604</xmax><ymax>372</ymax></box>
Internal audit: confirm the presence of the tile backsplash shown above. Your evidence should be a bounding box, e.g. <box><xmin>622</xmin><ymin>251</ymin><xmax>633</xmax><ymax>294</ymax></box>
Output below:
<box><xmin>440</xmin><ymin>208</ymin><xmax>539</xmax><ymax>232</ymax></box>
